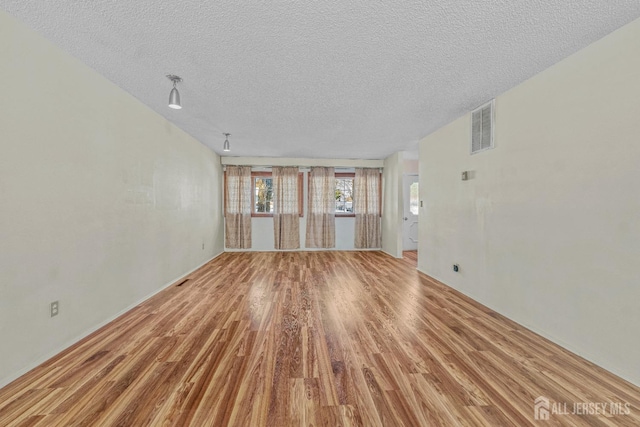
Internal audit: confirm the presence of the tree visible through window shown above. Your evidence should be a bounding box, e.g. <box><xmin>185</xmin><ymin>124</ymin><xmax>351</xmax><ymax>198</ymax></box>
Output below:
<box><xmin>254</xmin><ymin>177</ymin><xmax>274</xmax><ymax>213</ymax></box>
<box><xmin>335</xmin><ymin>177</ymin><xmax>354</xmax><ymax>214</ymax></box>
<box><xmin>250</xmin><ymin>172</ymin><xmax>303</xmax><ymax>216</ymax></box>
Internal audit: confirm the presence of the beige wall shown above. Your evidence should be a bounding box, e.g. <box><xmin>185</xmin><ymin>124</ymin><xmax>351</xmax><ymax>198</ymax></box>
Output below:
<box><xmin>418</xmin><ymin>17</ymin><xmax>640</xmax><ymax>385</ymax></box>
<box><xmin>382</xmin><ymin>152</ymin><xmax>403</xmax><ymax>257</ymax></box>
<box><xmin>403</xmin><ymin>159</ymin><xmax>419</xmax><ymax>175</ymax></box>
<box><xmin>0</xmin><ymin>10</ymin><xmax>224</xmax><ymax>386</ymax></box>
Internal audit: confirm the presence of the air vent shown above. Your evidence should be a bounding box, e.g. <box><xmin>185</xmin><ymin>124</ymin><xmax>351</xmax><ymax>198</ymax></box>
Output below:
<box><xmin>471</xmin><ymin>100</ymin><xmax>494</xmax><ymax>154</ymax></box>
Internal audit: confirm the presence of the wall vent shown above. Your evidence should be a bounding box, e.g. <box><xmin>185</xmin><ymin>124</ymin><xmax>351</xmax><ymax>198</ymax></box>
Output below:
<box><xmin>471</xmin><ymin>100</ymin><xmax>494</xmax><ymax>154</ymax></box>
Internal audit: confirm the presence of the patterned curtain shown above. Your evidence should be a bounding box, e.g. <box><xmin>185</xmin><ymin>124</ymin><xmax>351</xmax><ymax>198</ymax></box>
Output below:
<box><xmin>273</xmin><ymin>166</ymin><xmax>300</xmax><ymax>249</ymax></box>
<box><xmin>224</xmin><ymin>165</ymin><xmax>252</xmax><ymax>249</ymax></box>
<box><xmin>306</xmin><ymin>167</ymin><xmax>335</xmax><ymax>248</ymax></box>
<box><xmin>354</xmin><ymin>168</ymin><xmax>381</xmax><ymax>248</ymax></box>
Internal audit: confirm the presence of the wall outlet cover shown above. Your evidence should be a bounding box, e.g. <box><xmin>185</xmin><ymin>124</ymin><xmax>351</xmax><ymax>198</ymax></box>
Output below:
<box><xmin>50</xmin><ymin>301</ymin><xmax>59</xmax><ymax>317</ymax></box>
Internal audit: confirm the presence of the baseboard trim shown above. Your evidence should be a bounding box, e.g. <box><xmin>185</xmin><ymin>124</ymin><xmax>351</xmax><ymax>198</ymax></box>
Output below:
<box><xmin>415</xmin><ymin>267</ymin><xmax>639</xmax><ymax>388</ymax></box>
<box><xmin>381</xmin><ymin>249</ymin><xmax>403</xmax><ymax>259</ymax></box>
<box><xmin>0</xmin><ymin>251</ymin><xmax>223</xmax><ymax>389</ymax></box>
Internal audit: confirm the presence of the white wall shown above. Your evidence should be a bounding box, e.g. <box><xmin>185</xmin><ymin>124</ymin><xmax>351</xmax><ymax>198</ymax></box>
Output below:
<box><xmin>418</xmin><ymin>17</ymin><xmax>640</xmax><ymax>385</ymax></box>
<box><xmin>249</xmin><ymin>217</ymin><xmax>357</xmax><ymax>251</ymax></box>
<box><xmin>0</xmin><ymin>10</ymin><xmax>224</xmax><ymax>387</ymax></box>
<box><xmin>404</xmin><ymin>159</ymin><xmax>419</xmax><ymax>175</ymax></box>
<box><xmin>382</xmin><ymin>152</ymin><xmax>403</xmax><ymax>257</ymax></box>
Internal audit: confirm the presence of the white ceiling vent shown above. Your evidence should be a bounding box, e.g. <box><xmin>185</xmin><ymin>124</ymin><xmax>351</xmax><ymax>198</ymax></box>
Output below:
<box><xmin>471</xmin><ymin>100</ymin><xmax>494</xmax><ymax>154</ymax></box>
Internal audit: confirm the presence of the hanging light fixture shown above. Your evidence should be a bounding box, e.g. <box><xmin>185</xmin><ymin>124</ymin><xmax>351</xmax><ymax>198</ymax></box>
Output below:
<box><xmin>223</xmin><ymin>133</ymin><xmax>231</xmax><ymax>152</ymax></box>
<box><xmin>166</xmin><ymin>75</ymin><xmax>183</xmax><ymax>109</ymax></box>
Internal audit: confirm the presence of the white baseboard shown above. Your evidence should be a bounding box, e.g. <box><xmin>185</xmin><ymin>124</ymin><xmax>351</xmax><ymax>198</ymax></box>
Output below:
<box><xmin>381</xmin><ymin>249</ymin><xmax>403</xmax><ymax>258</ymax></box>
<box><xmin>0</xmin><ymin>251</ymin><xmax>223</xmax><ymax>389</ymax></box>
<box><xmin>415</xmin><ymin>267</ymin><xmax>640</xmax><ymax>388</ymax></box>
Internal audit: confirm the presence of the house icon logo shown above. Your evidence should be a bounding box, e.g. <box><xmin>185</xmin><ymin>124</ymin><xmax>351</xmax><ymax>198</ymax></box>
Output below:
<box><xmin>535</xmin><ymin>396</ymin><xmax>550</xmax><ymax>420</ymax></box>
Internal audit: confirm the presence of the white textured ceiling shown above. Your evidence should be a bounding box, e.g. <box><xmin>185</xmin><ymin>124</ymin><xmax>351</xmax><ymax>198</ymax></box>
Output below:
<box><xmin>2</xmin><ymin>1</ymin><xmax>640</xmax><ymax>160</ymax></box>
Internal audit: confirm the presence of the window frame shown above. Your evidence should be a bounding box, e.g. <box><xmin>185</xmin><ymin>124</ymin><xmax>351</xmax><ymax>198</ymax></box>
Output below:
<box><xmin>310</xmin><ymin>172</ymin><xmax>382</xmax><ymax>217</ymax></box>
<box><xmin>250</xmin><ymin>171</ymin><xmax>303</xmax><ymax>218</ymax></box>
<box><xmin>250</xmin><ymin>171</ymin><xmax>274</xmax><ymax>217</ymax></box>
<box><xmin>224</xmin><ymin>169</ymin><xmax>383</xmax><ymax>218</ymax></box>
<box><xmin>334</xmin><ymin>173</ymin><xmax>355</xmax><ymax>217</ymax></box>
<box><xmin>223</xmin><ymin>171</ymin><xmax>304</xmax><ymax>217</ymax></box>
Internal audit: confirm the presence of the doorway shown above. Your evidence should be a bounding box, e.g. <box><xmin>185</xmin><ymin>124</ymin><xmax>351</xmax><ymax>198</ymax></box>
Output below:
<box><xmin>403</xmin><ymin>174</ymin><xmax>419</xmax><ymax>250</ymax></box>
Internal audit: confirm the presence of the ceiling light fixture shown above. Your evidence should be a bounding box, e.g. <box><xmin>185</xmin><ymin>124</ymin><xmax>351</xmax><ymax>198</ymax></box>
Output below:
<box><xmin>223</xmin><ymin>133</ymin><xmax>231</xmax><ymax>152</ymax></box>
<box><xmin>166</xmin><ymin>75</ymin><xmax>182</xmax><ymax>109</ymax></box>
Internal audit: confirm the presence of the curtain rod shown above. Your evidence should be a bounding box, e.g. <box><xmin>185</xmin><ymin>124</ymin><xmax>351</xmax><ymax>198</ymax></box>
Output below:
<box><xmin>220</xmin><ymin>157</ymin><xmax>384</xmax><ymax>168</ymax></box>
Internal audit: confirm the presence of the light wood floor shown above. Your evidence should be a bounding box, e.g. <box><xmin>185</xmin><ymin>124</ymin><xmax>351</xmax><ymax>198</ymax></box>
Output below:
<box><xmin>403</xmin><ymin>250</ymin><xmax>418</xmax><ymax>265</ymax></box>
<box><xmin>1</xmin><ymin>251</ymin><xmax>639</xmax><ymax>426</ymax></box>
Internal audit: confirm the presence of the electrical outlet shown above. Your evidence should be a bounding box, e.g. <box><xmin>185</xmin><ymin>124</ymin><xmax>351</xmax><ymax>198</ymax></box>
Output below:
<box><xmin>50</xmin><ymin>301</ymin><xmax>59</xmax><ymax>317</ymax></box>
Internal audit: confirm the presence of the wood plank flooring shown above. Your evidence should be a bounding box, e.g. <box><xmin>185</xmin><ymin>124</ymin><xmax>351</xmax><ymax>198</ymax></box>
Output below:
<box><xmin>403</xmin><ymin>250</ymin><xmax>418</xmax><ymax>266</ymax></box>
<box><xmin>1</xmin><ymin>251</ymin><xmax>639</xmax><ymax>426</ymax></box>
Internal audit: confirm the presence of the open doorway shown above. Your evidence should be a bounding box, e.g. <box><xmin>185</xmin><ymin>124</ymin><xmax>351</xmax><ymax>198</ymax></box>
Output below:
<box><xmin>403</xmin><ymin>174</ymin><xmax>419</xmax><ymax>252</ymax></box>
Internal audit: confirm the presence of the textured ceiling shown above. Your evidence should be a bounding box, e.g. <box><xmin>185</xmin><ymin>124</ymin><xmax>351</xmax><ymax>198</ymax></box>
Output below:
<box><xmin>2</xmin><ymin>1</ymin><xmax>640</xmax><ymax>160</ymax></box>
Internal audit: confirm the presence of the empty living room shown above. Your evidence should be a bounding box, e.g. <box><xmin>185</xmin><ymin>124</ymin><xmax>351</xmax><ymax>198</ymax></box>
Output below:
<box><xmin>1</xmin><ymin>1</ymin><xmax>639</xmax><ymax>426</ymax></box>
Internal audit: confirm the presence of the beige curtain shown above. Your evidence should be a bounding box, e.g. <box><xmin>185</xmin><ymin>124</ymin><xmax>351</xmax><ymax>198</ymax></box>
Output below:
<box><xmin>306</xmin><ymin>167</ymin><xmax>335</xmax><ymax>248</ymax></box>
<box><xmin>224</xmin><ymin>165</ymin><xmax>252</xmax><ymax>249</ymax></box>
<box><xmin>354</xmin><ymin>168</ymin><xmax>381</xmax><ymax>248</ymax></box>
<box><xmin>273</xmin><ymin>166</ymin><xmax>300</xmax><ymax>249</ymax></box>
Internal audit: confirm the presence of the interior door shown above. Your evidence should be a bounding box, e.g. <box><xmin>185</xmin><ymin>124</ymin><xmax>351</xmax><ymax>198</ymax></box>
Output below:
<box><xmin>403</xmin><ymin>174</ymin><xmax>419</xmax><ymax>250</ymax></box>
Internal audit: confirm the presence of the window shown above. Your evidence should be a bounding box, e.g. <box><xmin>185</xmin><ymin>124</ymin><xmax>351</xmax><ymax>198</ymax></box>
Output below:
<box><xmin>410</xmin><ymin>182</ymin><xmax>419</xmax><ymax>215</ymax></box>
<box><xmin>335</xmin><ymin>173</ymin><xmax>354</xmax><ymax>216</ymax></box>
<box><xmin>251</xmin><ymin>171</ymin><xmax>303</xmax><ymax>217</ymax></box>
<box><xmin>253</xmin><ymin>173</ymin><xmax>273</xmax><ymax>214</ymax></box>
